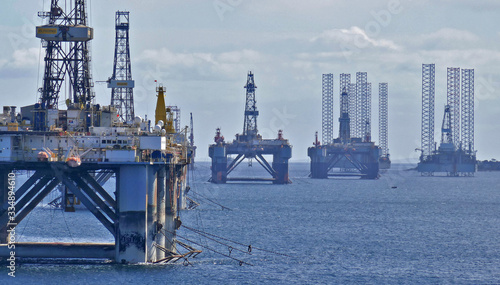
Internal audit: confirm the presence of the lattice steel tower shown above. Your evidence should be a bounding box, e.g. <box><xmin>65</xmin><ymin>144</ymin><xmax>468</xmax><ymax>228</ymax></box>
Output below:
<box><xmin>348</xmin><ymin>82</ymin><xmax>357</xmax><ymax>137</ymax></box>
<box><xmin>110</xmin><ymin>11</ymin><xmax>135</xmax><ymax>123</ymax></box>
<box><xmin>338</xmin><ymin>81</ymin><xmax>351</xmax><ymax>144</ymax></box>
<box><xmin>441</xmin><ymin>105</ymin><xmax>452</xmax><ymax>144</ymax></box>
<box><xmin>37</xmin><ymin>0</ymin><xmax>95</xmax><ymax>110</ymax></box>
<box><xmin>447</xmin><ymin>67</ymin><xmax>460</xmax><ymax>148</ymax></box>
<box><xmin>421</xmin><ymin>64</ymin><xmax>436</xmax><ymax>158</ymax></box>
<box><xmin>356</xmin><ymin>72</ymin><xmax>369</xmax><ymax>140</ymax></box>
<box><xmin>339</xmin><ymin>73</ymin><xmax>351</xmax><ymax>96</ymax></box>
<box><xmin>379</xmin><ymin>83</ymin><xmax>389</xmax><ymax>157</ymax></box>
<box><xmin>242</xmin><ymin>71</ymin><xmax>259</xmax><ymax>140</ymax></box>
<box><xmin>339</xmin><ymin>73</ymin><xmax>352</xmax><ymax>143</ymax></box>
<box><xmin>461</xmin><ymin>69</ymin><xmax>474</xmax><ymax>154</ymax></box>
<box><xmin>322</xmin><ymin>74</ymin><xmax>334</xmax><ymax>145</ymax></box>
<box><xmin>366</xmin><ymin>82</ymin><xmax>372</xmax><ymax>141</ymax></box>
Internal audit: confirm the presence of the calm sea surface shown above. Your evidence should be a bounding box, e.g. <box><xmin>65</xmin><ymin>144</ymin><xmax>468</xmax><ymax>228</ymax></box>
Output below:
<box><xmin>2</xmin><ymin>162</ymin><xmax>500</xmax><ymax>284</ymax></box>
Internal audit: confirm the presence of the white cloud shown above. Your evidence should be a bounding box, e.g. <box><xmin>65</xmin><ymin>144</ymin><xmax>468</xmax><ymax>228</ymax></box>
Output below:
<box><xmin>311</xmin><ymin>26</ymin><xmax>401</xmax><ymax>51</ymax></box>
<box><xmin>11</xmin><ymin>47</ymin><xmax>39</xmax><ymax>68</ymax></box>
<box><xmin>136</xmin><ymin>48</ymin><xmax>264</xmax><ymax>81</ymax></box>
<box><xmin>420</xmin><ymin>28</ymin><xmax>479</xmax><ymax>43</ymax></box>
<box><xmin>408</xmin><ymin>28</ymin><xmax>480</xmax><ymax>50</ymax></box>
<box><xmin>440</xmin><ymin>0</ymin><xmax>500</xmax><ymax>10</ymax></box>
<box><xmin>0</xmin><ymin>48</ymin><xmax>39</xmax><ymax>78</ymax></box>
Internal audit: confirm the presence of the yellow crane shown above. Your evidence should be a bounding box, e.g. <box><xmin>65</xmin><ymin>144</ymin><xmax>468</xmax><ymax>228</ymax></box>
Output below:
<box><xmin>155</xmin><ymin>85</ymin><xmax>175</xmax><ymax>134</ymax></box>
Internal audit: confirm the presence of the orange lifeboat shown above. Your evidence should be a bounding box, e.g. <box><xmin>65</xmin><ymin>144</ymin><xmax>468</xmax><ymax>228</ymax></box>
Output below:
<box><xmin>37</xmin><ymin>151</ymin><xmax>49</xmax><ymax>162</ymax></box>
<box><xmin>66</xmin><ymin>156</ymin><xmax>81</xmax><ymax>167</ymax></box>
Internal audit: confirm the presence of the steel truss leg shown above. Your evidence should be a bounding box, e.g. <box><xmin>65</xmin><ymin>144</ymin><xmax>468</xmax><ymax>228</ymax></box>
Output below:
<box><xmin>70</xmin><ymin>174</ymin><xmax>117</xmax><ymax>222</ymax></box>
<box><xmin>13</xmin><ymin>178</ymin><xmax>59</xmax><ymax>224</ymax></box>
<box><xmin>95</xmin><ymin>170</ymin><xmax>114</xmax><ymax>186</ymax></box>
<box><xmin>0</xmin><ymin>176</ymin><xmax>59</xmax><ymax>243</ymax></box>
<box><xmin>60</xmin><ymin>175</ymin><xmax>115</xmax><ymax>236</ymax></box>
<box><xmin>0</xmin><ymin>170</ymin><xmax>46</xmax><ymax>216</ymax></box>
<box><xmin>226</xmin><ymin>154</ymin><xmax>245</xmax><ymax>176</ymax></box>
<box><xmin>80</xmin><ymin>171</ymin><xmax>117</xmax><ymax>209</ymax></box>
<box><xmin>326</xmin><ymin>154</ymin><xmax>343</xmax><ymax>173</ymax></box>
<box><xmin>0</xmin><ymin>175</ymin><xmax>52</xmax><ymax>226</ymax></box>
<box><xmin>255</xmin><ymin>154</ymin><xmax>277</xmax><ymax>177</ymax></box>
<box><xmin>50</xmin><ymin>165</ymin><xmax>115</xmax><ymax>236</ymax></box>
<box><xmin>344</xmin><ymin>153</ymin><xmax>366</xmax><ymax>172</ymax></box>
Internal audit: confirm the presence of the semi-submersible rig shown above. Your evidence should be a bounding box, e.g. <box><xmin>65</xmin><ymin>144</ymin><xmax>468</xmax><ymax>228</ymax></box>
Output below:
<box><xmin>308</xmin><ymin>73</ymin><xmax>389</xmax><ymax>179</ymax></box>
<box><xmin>417</xmin><ymin>64</ymin><xmax>476</xmax><ymax>176</ymax></box>
<box><xmin>209</xmin><ymin>72</ymin><xmax>292</xmax><ymax>184</ymax></box>
<box><xmin>0</xmin><ymin>2</ymin><xmax>197</xmax><ymax>264</ymax></box>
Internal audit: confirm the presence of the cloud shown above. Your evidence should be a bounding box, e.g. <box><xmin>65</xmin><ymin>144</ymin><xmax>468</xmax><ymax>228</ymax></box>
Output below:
<box><xmin>11</xmin><ymin>48</ymin><xmax>39</xmax><ymax>68</ymax></box>
<box><xmin>0</xmin><ymin>48</ymin><xmax>39</xmax><ymax>78</ymax></box>
<box><xmin>440</xmin><ymin>0</ymin><xmax>500</xmax><ymax>11</ymax></box>
<box><xmin>311</xmin><ymin>26</ymin><xmax>401</xmax><ymax>51</ymax></box>
<box><xmin>409</xmin><ymin>28</ymin><xmax>480</xmax><ymax>50</ymax></box>
<box><xmin>135</xmin><ymin>48</ymin><xmax>264</xmax><ymax>81</ymax></box>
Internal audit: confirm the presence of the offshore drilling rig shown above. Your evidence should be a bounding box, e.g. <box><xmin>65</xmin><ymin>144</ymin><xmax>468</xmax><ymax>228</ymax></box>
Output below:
<box><xmin>0</xmin><ymin>2</ymin><xmax>196</xmax><ymax>264</ymax></box>
<box><xmin>417</xmin><ymin>64</ymin><xmax>476</xmax><ymax>176</ymax></box>
<box><xmin>209</xmin><ymin>72</ymin><xmax>292</xmax><ymax>184</ymax></box>
<box><xmin>308</xmin><ymin>73</ymin><xmax>382</xmax><ymax>179</ymax></box>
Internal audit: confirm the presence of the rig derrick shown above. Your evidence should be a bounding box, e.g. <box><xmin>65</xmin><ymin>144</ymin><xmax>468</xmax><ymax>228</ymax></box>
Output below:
<box><xmin>209</xmin><ymin>72</ymin><xmax>292</xmax><ymax>184</ymax></box>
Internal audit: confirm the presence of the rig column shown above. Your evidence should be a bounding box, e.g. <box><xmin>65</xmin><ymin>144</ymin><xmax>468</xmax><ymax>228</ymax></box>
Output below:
<box><xmin>116</xmin><ymin>164</ymin><xmax>154</xmax><ymax>263</ymax></box>
<box><xmin>209</xmin><ymin>145</ymin><xmax>227</xmax><ymax>183</ymax></box>
<box><xmin>308</xmin><ymin>147</ymin><xmax>329</xmax><ymax>178</ymax></box>
<box><xmin>272</xmin><ymin>145</ymin><xmax>292</xmax><ymax>184</ymax></box>
<box><xmin>177</xmin><ymin>165</ymin><xmax>188</xmax><ymax>210</ymax></box>
<box><xmin>360</xmin><ymin>147</ymin><xmax>380</xmax><ymax>179</ymax></box>
<box><xmin>156</xmin><ymin>166</ymin><xmax>166</xmax><ymax>261</ymax></box>
<box><xmin>145</xmin><ymin>166</ymin><xmax>158</xmax><ymax>262</ymax></box>
<box><xmin>163</xmin><ymin>166</ymin><xmax>179</xmax><ymax>253</ymax></box>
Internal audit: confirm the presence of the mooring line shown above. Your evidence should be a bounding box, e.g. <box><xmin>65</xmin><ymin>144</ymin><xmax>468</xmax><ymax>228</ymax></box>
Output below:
<box><xmin>186</xmin><ymin>226</ymin><xmax>252</xmax><ymax>256</ymax></box>
<box><xmin>163</xmin><ymin>229</ymin><xmax>253</xmax><ymax>266</ymax></box>
<box><xmin>189</xmin><ymin>189</ymin><xmax>232</xmax><ymax>211</ymax></box>
<box><xmin>182</xmin><ymin>225</ymin><xmax>292</xmax><ymax>257</ymax></box>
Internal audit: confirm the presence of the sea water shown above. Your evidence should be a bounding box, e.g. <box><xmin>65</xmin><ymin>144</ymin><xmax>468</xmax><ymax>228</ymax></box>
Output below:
<box><xmin>2</xmin><ymin>162</ymin><xmax>500</xmax><ymax>284</ymax></box>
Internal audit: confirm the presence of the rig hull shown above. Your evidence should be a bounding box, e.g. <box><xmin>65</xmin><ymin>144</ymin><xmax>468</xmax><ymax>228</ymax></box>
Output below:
<box><xmin>209</xmin><ymin>138</ymin><xmax>292</xmax><ymax>184</ymax></box>
<box><xmin>308</xmin><ymin>140</ymin><xmax>380</xmax><ymax>179</ymax></box>
<box><xmin>418</xmin><ymin>143</ymin><xmax>476</xmax><ymax>176</ymax></box>
<box><xmin>0</xmin><ymin>130</ymin><xmax>192</xmax><ymax>264</ymax></box>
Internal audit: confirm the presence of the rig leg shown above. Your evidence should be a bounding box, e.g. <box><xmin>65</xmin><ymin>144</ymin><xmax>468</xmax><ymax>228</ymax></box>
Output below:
<box><xmin>209</xmin><ymin>145</ymin><xmax>227</xmax><ymax>184</ymax></box>
<box><xmin>163</xmin><ymin>166</ymin><xmax>179</xmax><ymax>254</ymax></box>
<box><xmin>116</xmin><ymin>165</ymin><xmax>157</xmax><ymax>263</ymax></box>
<box><xmin>361</xmin><ymin>162</ymin><xmax>380</xmax><ymax>179</ymax></box>
<box><xmin>177</xmin><ymin>164</ymin><xmax>188</xmax><ymax>210</ymax></box>
<box><xmin>308</xmin><ymin>147</ymin><xmax>329</xmax><ymax>179</ymax></box>
<box><xmin>145</xmin><ymin>166</ymin><xmax>158</xmax><ymax>263</ymax></box>
<box><xmin>273</xmin><ymin>145</ymin><xmax>292</xmax><ymax>184</ymax></box>
<box><xmin>156</xmin><ymin>166</ymin><xmax>166</xmax><ymax>261</ymax></box>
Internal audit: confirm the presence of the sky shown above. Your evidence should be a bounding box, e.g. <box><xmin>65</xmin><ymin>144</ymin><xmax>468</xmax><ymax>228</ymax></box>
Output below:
<box><xmin>0</xmin><ymin>0</ymin><xmax>499</xmax><ymax>162</ymax></box>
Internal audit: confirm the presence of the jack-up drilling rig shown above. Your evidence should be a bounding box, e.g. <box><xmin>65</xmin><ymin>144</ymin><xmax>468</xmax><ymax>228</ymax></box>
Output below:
<box><xmin>209</xmin><ymin>72</ymin><xmax>292</xmax><ymax>184</ymax></box>
<box><xmin>417</xmin><ymin>65</ymin><xmax>476</xmax><ymax>176</ymax></box>
<box><xmin>308</xmin><ymin>73</ymin><xmax>380</xmax><ymax>179</ymax></box>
